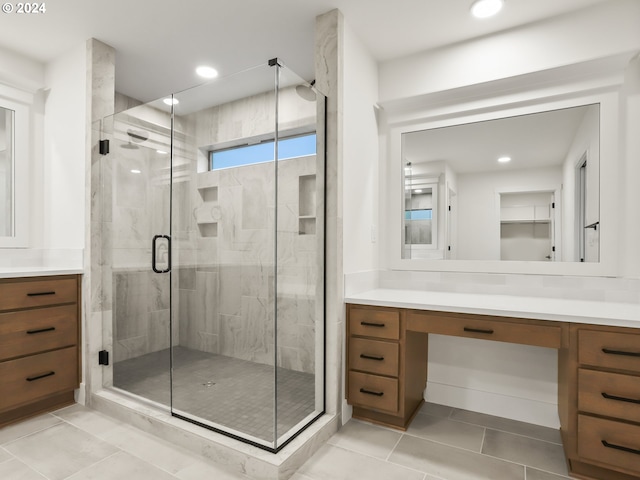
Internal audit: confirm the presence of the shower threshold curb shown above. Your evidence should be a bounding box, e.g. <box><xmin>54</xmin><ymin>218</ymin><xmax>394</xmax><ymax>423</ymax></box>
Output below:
<box><xmin>90</xmin><ymin>389</ymin><xmax>339</xmax><ymax>480</ymax></box>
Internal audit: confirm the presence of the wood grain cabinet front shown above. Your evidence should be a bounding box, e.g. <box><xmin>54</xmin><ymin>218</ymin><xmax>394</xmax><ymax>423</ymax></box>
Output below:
<box><xmin>564</xmin><ymin>324</ymin><xmax>640</xmax><ymax>480</ymax></box>
<box><xmin>346</xmin><ymin>304</ymin><xmax>428</xmax><ymax>430</ymax></box>
<box><xmin>0</xmin><ymin>275</ymin><xmax>80</xmax><ymax>427</ymax></box>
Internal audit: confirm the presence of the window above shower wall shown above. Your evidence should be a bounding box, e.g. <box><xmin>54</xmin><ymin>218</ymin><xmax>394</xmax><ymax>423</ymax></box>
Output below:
<box><xmin>209</xmin><ymin>132</ymin><xmax>316</xmax><ymax>170</ymax></box>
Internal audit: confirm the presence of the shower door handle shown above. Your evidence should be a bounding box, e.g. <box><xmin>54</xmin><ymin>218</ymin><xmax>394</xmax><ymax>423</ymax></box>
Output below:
<box><xmin>152</xmin><ymin>235</ymin><xmax>171</xmax><ymax>273</ymax></box>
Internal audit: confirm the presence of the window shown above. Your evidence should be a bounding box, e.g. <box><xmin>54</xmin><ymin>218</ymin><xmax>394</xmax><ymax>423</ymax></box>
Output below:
<box><xmin>210</xmin><ymin>133</ymin><xmax>316</xmax><ymax>170</ymax></box>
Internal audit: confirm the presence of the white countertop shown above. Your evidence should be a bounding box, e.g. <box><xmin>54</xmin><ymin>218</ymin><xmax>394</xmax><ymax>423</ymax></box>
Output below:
<box><xmin>345</xmin><ymin>288</ymin><xmax>640</xmax><ymax>329</ymax></box>
<box><xmin>0</xmin><ymin>267</ymin><xmax>84</xmax><ymax>279</ymax></box>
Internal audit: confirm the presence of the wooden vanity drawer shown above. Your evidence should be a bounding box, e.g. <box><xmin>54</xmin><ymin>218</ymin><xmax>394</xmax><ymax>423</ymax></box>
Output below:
<box><xmin>0</xmin><ymin>305</ymin><xmax>78</xmax><ymax>362</ymax></box>
<box><xmin>0</xmin><ymin>346</ymin><xmax>78</xmax><ymax>413</ymax></box>
<box><xmin>348</xmin><ymin>371</ymin><xmax>398</xmax><ymax>413</ymax></box>
<box><xmin>579</xmin><ymin>330</ymin><xmax>640</xmax><ymax>373</ymax></box>
<box><xmin>0</xmin><ymin>277</ymin><xmax>77</xmax><ymax>311</ymax></box>
<box><xmin>349</xmin><ymin>337</ymin><xmax>399</xmax><ymax>377</ymax></box>
<box><xmin>578</xmin><ymin>415</ymin><xmax>640</xmax><ymax>476</ymax></box>
<box><xmin>349</xmin><ymin>307</ymin><xmax>400</xmax><ymax>340</ymax></box>
<box><xmin>407</xmin><ymin>311</ymin><xmax>562</xmax><ymax>348</ymax></box>
<box><xmin>578</xmin><ymin>369</ymin><xmax>640</xmax><ymax>423</ymax></box>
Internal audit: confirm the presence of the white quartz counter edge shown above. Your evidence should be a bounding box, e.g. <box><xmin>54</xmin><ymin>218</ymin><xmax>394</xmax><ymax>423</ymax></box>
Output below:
<box><xmin>0</xmin><ymin>267</ymin><xmax>84</xmax><ymax>279</ymax></box>
<box><xmin>345</xmin><ymin>289</ymin><xmax>640</xmax><ymax>329</ymax></box>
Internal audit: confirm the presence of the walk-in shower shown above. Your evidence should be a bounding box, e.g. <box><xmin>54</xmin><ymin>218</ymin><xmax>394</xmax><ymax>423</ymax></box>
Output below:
<box><xmin>97</xmin><ymin>59</ymin><xmax>325</xmax><ymax>452</ymax></box>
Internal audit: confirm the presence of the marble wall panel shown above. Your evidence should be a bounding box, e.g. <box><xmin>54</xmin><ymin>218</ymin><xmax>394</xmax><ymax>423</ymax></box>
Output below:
<box><xmin>149</xmin><ymin>272</ymin><xmax>170</xmax><ymax>311</ymax></box>
<box><xmin>148</xmin><ymin>309</ymin><xmax>171</xmax><ymax>353</ymax></box>
<box><xmin>115</xmin><ymin>160</ymin><xmax>147</xmax><ymax>208</ymax></box>
<box><xmin>218</xmin><ymin>265</ymin><xmax>242</xmax><ymax>316</ymax></box>
<box><xmin>178</xmin><ymin>288</ymin><xmax>196</xmax><ymax>349</ymax></box>
<box><xmin>114</xmin><ymin>272</ymin><xmax>149</xmax><ymax>340</ymax></box>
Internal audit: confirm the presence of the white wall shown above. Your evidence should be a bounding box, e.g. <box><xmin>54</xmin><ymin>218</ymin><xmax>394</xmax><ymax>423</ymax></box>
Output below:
<box><xmin>42</xmin><ymin>43</ymin><xmax>87</xmax><ymax>250</ymax></box>
<box><xmin>363</xmin><ymin>0</ymin><xmax>640</xmax><ymax>427</ymax></box>
<box><xmin>342</xmin><ymin>20</ymin><xmax>379</xmax><ymax>274</ymax></box>
<box><xmin>379</xmin><ymin>0</ymin><xmax>640</xmax><ymax>104</ymax></box>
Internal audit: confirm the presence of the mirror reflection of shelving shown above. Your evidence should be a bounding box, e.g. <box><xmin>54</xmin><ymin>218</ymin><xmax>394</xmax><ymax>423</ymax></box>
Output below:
<box><xmin>500</xmin><ymin>191</ymin><xmax>554</xmax><ymax>261</ymax></box>
<box><xmin>298</xmin><ymin>174</ymin><xmax>316</xmax><ymax>235</ymax></box>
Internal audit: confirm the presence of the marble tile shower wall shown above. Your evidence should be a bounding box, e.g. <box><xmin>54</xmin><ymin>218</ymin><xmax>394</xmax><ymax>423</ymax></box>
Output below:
<box><xmin>177</xmin><ymin>155</ymin><xmax>319</xmax><ymax>374</ymax></box>
<box><xmin>110</xmin><ymin>136</ymin><xmax>172</xmax><ymax>362</ymax></box>
<box><xmin>104</xmin><ymin>84</ymin><xmax>320</xmax><ymax>373</ymax></box>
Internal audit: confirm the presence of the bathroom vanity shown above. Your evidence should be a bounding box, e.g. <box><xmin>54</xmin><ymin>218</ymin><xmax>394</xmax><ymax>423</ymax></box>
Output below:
<box><xmin>0</xmin><ymin>274</ymin><xmax>81</xmax><ymax>427</ymax></box>
<box><xmin>346</xmin><ymin>293</ymin><xmax>640</xmax><ymax>480</ymax></box>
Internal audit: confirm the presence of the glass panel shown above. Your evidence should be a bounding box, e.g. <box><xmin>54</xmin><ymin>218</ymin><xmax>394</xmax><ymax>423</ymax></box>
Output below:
<box><xmin>275</xmin><ymin>66</ymin><xmax>325</xmax><ymax>447</ymax></box>
<box><xmin>170</xmin><ymin>63</ymin><xmax>278</xmax><ymax>449</ymax></box>
<box><xmin>0</xmin><ymin>107</ymin><xmax>14</xmax><ymax>237</ymax></box>
<box><xmin>101</xmin><ymin>104</ymin><xmax>172</xmax><ymax>407</ymax></box>
<box><xmin>100</xmin><ymin>60</ymin><xmax>325</xmax><ymax>452</ymax></box>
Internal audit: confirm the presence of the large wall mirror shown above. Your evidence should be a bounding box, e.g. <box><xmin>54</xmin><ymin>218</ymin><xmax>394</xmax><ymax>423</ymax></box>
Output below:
<box><xmin>401</xmin><ymin>104</ymin><xmax>600</xmax><ymax>263</ymax></box>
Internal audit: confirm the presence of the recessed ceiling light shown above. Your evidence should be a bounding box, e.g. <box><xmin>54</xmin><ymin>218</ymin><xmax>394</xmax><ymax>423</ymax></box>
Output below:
<box><xmin>196</xmin><ymin>65</ymin><xmax>219</xmax><ymax>79</ymax></box>
<box><xmin>414</xmin><ymin>189</ymin><xmax>423</xmax><ymax>194</ymax></box>
<box><xmin>470</xmin><ymin>0</ymin><xmax>504</xmax><ymax>18</ymax></box>
<box><xmin>498</xmin><ymin>156</ymin><xmax>512</xmax><ymax>163</ymax></box>
<box><xmin>163</xmin><ymin>97</ymin><xmax>179</xmax><ymax>106</ymax></box>
<box><xmin>130</xmin><ymin>169</ymin><xmax>142</xmax><ymax>174</ymax></box>
<box><xmin>157</xmin><ymin>150</ymin><xmax>168</xmax><ymax>155</ymax></box>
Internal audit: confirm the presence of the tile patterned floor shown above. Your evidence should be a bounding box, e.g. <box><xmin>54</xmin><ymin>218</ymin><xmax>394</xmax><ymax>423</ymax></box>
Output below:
<box><xmin>0</xmin><ymin>402</ymin><xmax>576</xmax><ymax>480</ymax></box>
<box><xmin>113</xmin><ymin>346</ymin><xmax>316</xmax><ymax>442</ymax></box>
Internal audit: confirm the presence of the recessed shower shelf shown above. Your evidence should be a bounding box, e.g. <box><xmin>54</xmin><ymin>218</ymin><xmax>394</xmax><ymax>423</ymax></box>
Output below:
<box><xmin>198</xmin><ymin>222</ymin><xmax>218</xmax><ymax>238</ymax></box>
<box><xmin>299</xmin><ymin>218</ymin><xmax>316</xmax><ymax>235</ymax></box>
<box><xmin>198</xmin><ymin>186</ymin><xmax>218</xmax><ymax>203</ymax></box>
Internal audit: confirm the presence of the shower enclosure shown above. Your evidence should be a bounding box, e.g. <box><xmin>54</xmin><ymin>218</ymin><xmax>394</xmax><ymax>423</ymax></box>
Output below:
<box><xmin>98</xmin><ymin>60</ymin><xmax>325</xmax><ymax>451</ymax></box>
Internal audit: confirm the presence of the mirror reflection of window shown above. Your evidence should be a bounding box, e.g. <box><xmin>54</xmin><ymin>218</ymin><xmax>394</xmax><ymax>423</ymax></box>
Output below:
<box><xmin>405</xmin><ymin>189</ymin><xmax>433</xmax><ymax>245</ymax></box>
<box><xmin>0</xmin><ymin>107</ymin><xmax>14</xmax><ymax>238</ymax></box>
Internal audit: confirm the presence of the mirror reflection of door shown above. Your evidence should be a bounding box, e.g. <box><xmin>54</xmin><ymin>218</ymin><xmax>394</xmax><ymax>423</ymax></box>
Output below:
<box><xmin>446</xmin><ymin>186</ymin><xmax>457</xmax><ymax>259</ymax></box>
<box><xmin>500</xmin><ymin>191</ymin><xmax>555</xmax><ymax>261</ymax></box>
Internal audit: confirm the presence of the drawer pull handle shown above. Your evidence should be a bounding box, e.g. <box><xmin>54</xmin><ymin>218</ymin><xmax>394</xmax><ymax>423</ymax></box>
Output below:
<box><xmin>360</xmin><ymin>388</ymin><xmax>384</xmax><ymax>397</ymax></box>
<box><xmin>602</xmin><ymin>348</ymin><xmax>640</xmax><ymax>357</ymax></box>
<box><xmin>27</xmin><ymin>291</ymin><xmax>56</xmax><ymax>297</ymax></box>
<box><xmin>26</xmin><ymin>371</ymin><xmax>55</xmax><ymax>382</ymax></box>
<box><xmin>602</xmin><ymin>440</ymin><xmax>640</xmax><ymax>456</ymax></box>
<box><xmin>26</xmin><ymin>327</ymin><xmax>56</xmax><ymax>335</ymax></box>
<box><xmin>360</xmin><ymin>354</ymin><xmax>385</xmax><ymax>361</ymax></box>
<box><xmin>464</xmin><ymin>327</ymin><xmax>494</xmax><ymax>335</ymax></box>
<box><xmin>361</xmin><ymin>322</ymin><xmax>385</xmax><ymax>328</ymax></box>
<box><xmin>602</xmin><ymin>392</ymin><xmax>640</xmax><ymax>405</ymax></box>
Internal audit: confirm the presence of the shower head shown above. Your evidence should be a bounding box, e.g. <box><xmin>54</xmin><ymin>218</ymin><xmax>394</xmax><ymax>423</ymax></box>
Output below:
<box><xmin>127</xmin><ymin>129</ymin><xmax>148</xmax><ymax>142</ymax></box>
<box><xmin>295</xmin><ymin>80</ymin><xmax>316</xmax><ymax>102</ymax></box>
<box><xmin>120</xmin><ymin>129</ymin><xmax>149</xmax><ymax>149</ymax></box>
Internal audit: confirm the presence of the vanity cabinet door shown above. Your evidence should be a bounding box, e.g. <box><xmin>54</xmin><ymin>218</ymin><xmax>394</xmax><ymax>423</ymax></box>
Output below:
<box><xmin>0</xmin><ymin>275</ymin><xmax>80</xmax><ymax>427</ymax></box>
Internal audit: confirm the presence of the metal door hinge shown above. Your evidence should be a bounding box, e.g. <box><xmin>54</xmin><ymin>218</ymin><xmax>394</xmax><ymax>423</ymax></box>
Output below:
<box><xmin>98</xmin><ymin>350</ymin><xmax>109</xmax><ymax>366</ymax></box>
<box><xmin>99</xmin><ymin>139</ymin><xmax>110</xmax><ymax>155</ymax></box>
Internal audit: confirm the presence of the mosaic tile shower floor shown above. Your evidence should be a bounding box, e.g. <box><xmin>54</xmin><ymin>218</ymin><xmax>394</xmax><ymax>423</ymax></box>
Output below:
<box><xmin>113</xmin><ymin>346</ymin><xmax>316</xmax><ymax>442</ymax></box>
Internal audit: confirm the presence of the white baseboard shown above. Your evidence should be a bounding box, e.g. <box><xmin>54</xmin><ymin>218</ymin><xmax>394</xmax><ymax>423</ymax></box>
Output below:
<box><xmin>425</xmin><ymin>381</ymin><xmax>560</xmax><ymax>429</ymax></box>
<box><xmin>341</xmin><ymin>399</ymin><xmax>353</xmax><ymax>426</ymax></box>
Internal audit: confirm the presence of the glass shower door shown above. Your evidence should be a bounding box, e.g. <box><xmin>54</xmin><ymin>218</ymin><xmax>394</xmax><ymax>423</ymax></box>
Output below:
<box><xmin>101</xmin><ymin>59</ymin><xmax>325</xmax><ymax>453</ymax></box>
<box><xmin>169</xmin><ymin>64</ymin><xmax>279</xmax><ymax>449</ymax></box>
<box><xmin>100</xmin><ymin>105</ymin><xmax>173</xmax><ymax>407</ymax></box>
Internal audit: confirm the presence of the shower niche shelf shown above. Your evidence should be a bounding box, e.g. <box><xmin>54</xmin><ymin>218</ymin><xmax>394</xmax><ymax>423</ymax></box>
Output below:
<box><xmin>198</xmin><ymin>222</ymin><xmax>218</xmax><ymax>238</ymax></box>
<box><xmin>196</xmin><ymin>186</ymin><xmax>219</xmax><ymax>237</ymax></box>
<box><xmin>298</xmin><ymin>175</ymin><xmax>316</xmax><ymax>235</ymax></box>
<box><xmin>198</xmin><ymin>186</ymin><xmax>218</xmax><ymax>203</ymax></box>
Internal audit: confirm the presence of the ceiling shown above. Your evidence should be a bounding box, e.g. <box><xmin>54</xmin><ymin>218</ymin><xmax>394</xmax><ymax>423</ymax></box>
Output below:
<box><xmin>0</xmin><ymin>0</ymin><xmax>608</xmax><ymax>103</ymax></box>
<box><xmin>403</xmin><ymin>105</ymin><xmax>594</xmax><ymax>174</ymax></box>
